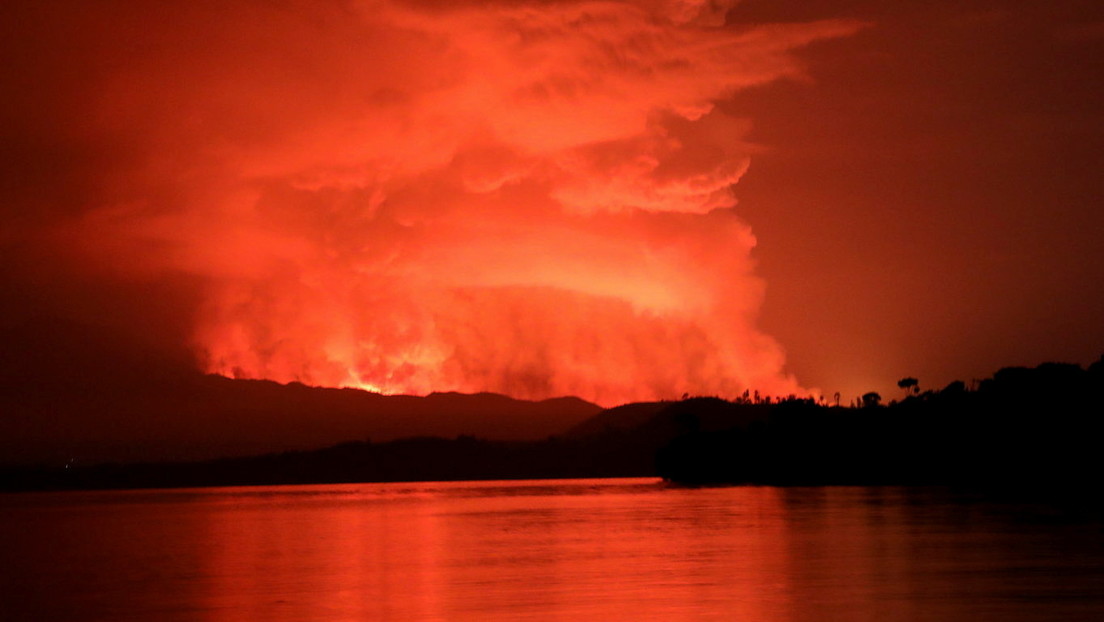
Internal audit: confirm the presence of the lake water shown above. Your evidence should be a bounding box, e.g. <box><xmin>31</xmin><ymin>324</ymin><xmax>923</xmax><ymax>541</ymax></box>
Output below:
<box><xmin>2</xmin><ymin>479</ymin><xmax>1102</xmax><ymax>621</ymax></box>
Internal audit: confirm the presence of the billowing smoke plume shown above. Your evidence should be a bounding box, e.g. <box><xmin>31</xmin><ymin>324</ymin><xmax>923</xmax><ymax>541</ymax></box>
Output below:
<box><xmin>10</xmin><ymin>0</ymin><xmax>862</xmax><ymax>405</ymax></box>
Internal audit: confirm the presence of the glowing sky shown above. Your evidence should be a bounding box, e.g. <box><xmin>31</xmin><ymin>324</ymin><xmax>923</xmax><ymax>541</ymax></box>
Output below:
<box><xmin>2</xmin><ymin>0</ymin><xmax>1103</xmax><ymax>412</ymax></box>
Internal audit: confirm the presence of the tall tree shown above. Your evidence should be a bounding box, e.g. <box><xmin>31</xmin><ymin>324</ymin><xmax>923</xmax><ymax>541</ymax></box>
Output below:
<box><xmin>897</xmin><ymin>377</ymin><xmax>919</xmax><ymax>398</ymax></box>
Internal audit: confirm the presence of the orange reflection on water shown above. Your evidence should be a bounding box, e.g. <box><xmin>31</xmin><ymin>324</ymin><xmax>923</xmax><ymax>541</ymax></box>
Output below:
<box><xmin>195</xmin><ymin>479</ymin><xmax>792</xmax><ymax>621</ymax></box>
<box><xmin>4</xmin><ymin>480</ymin><xmax>1103</xmax><ymax>621</ymax></box>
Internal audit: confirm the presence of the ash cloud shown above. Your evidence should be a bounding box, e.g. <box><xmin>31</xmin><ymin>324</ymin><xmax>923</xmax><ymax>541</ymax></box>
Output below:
<box><xmin>1</xmin><ymin>0</ymin><xmax>862</xmax><ymax>405</ymax></box>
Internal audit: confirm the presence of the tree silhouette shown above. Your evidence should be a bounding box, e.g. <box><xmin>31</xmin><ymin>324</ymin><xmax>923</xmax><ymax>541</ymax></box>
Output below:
<box><xmin>897</xmin><ymin>377</ymin><xmax>919</xmax><ymax>398</ymax></box>
<box><xmin>861</xmin><ymin>391</ymin><xmax>882</xmax><ymax>408</ymax></box>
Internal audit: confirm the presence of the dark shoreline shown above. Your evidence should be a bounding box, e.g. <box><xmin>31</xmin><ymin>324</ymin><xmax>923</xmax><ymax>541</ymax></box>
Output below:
<box><xmin>4</xmin><ymin>357</ymin><xmax>1101</xmax><ymax>497</ymax></box>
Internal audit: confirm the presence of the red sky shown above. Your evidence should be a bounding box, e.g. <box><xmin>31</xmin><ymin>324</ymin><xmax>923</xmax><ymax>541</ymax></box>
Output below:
<box><xmin>732</xmin><ymin>0</ymin><xmax>1104</xmax><ymax>399</ymax></box>
<box><xmin>2</xmin><ymin>0</ymin><xmax>1102</xmax><ymax>415</ymax></box>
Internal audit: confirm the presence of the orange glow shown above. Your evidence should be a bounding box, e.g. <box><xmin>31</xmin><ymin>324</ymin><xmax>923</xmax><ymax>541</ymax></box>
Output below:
<box><xmin>194</xmin><ymin>480</ymin><xmax>791</xmax><ymax>620</ymax></box>
<box><xmin>48</xmin><ymin>1</ymin><xmax>864</xmax><ymax>405</ymax></box>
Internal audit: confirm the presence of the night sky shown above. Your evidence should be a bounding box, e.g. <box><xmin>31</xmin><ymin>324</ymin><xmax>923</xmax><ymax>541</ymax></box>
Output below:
<box><xmin>735</xmin><ymin>0</ymin><xmax>1104</xmax><ymax>400</ymax></box>
<box><xmin>2</xmin><ymin>0</ymin><xmax>1102</xmax><ymax>459</ymax></box>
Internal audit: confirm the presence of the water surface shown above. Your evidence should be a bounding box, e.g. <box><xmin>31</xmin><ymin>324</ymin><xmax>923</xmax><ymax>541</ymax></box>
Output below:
<box><xmin>2</xmin><ymin>479</ymin><xmax>1102</xmax><ymax>621</ymax></box>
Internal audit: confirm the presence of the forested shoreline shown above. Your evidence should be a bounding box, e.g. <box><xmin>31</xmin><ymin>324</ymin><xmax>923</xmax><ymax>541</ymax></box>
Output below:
<box><xmin>4</xmin><ymin>357</ymin><xmax>1101</xmax><ymax>493</ymax></box>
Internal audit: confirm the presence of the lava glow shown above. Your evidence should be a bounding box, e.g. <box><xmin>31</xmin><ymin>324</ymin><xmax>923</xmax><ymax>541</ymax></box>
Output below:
<box><xmin>51</xmin><ymin>0</ymin><xmax>863</xmax><ymax>405</ymax></box>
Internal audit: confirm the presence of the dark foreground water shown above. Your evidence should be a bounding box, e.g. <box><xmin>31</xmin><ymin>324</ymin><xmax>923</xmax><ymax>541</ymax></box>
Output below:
<box><xmin>2</xmin><ymin>479</ymin><xmax>1102</xmax><ymax>621</ymax></box>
